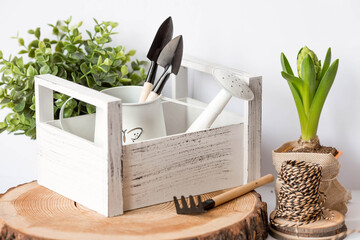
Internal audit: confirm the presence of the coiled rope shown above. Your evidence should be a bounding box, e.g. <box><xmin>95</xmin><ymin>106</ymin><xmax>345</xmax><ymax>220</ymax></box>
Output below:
<box><xmin>271</xmin><ymin>160</ymin><xmax>334</xmax><ymax>228</ymax></box>
<box><xmin>271</xmin><ymin>159</ymin><xmax>360</xmax><ymax>239</ymax></box>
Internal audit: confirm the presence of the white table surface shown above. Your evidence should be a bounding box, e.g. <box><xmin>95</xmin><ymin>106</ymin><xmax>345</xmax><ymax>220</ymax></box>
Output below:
<box><xmin>0</xmin><ymin>177</ymin><xmax>359</xmax><ymax>239</ymax></box>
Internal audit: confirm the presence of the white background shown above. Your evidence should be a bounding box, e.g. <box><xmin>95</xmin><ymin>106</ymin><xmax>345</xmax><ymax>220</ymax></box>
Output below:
<box><xmin>0</xmin><ymin>0</ymin><xmax>359</xmax><ymax>193</ymax></box>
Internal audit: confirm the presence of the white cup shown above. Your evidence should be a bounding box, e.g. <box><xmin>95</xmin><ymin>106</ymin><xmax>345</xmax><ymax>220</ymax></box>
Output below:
<box><xmin>100</xmin><ymin>86</ymin><xmax>167</xmax><ymax>144</ymax></box>
<box><xmin>60</xmin><ymin>86</ymin><xmax>167</xmax><ymax>144</ymax></box>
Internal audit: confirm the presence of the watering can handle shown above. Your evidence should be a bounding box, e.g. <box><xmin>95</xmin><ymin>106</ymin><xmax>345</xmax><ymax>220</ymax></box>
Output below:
<box><xmin>59</xmin><ymin>97</ymin><xmax>73</xmax><ymax>132</ymax></box>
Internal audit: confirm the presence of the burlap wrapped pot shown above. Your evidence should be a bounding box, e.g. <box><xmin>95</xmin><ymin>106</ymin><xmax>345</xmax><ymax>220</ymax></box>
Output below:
<box><xmin>272</xmin><ymin>140</ymin><xmax>352</xmax><ymax>215</ymax></box>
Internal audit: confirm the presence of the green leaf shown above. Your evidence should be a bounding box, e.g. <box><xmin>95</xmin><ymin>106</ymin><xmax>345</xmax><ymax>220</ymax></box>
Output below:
<box><xmin>26</xmin><ymin>65</ymin><xmax>38</xmax><ymax>77</ymax></box>
<box><xmin>14</xmin><ymin>100</ymin><xmax>26</xmax><ymax>112</ymax></box>
<box><xmin>280</xmin><ymin>52</ymin><xmax>294</xmax><ymax>75</ymax></box>
<box><xmin>130</xmin><ymin>73</ymin><xmax>143</xmax><ymax>85</ymax></box>
<box><xmin>38</xmin><ymin>41</ymin><xmax>46</xmax><ymax>52</ymax></box>
<box><xmin>103</xmin><ymin>58</ymin><xmax>112</xmax><ymax>66</ymax></box>
<box><xmin>77</xmin><ymin>21</ymin><xmax>83</xmax><ymax>28</ymax></box>
<box><xmin>319</xmin><ymin>48</ymin><xmax>331</xmax><ymax>82</ymax></box>
<box><xmin>55</xmin><ymin>42</ymin><xmax>64</xmax><ymax>52</ymax></box>
<box><xmin>127</xmin><ymin>50</ymin><xmax>136</xmax><ymax>56</ymax></box>
<box><xmin>63</xmin><ymin>107</ymin><xmax>73</xmax><ymax>118</ymax></box>
<box><xmin>121</xmin><ymin>65</ymin><xmax>128</xmax><ymax>76</ymax></box>
<box><xmin>0</xmin><ymin>50</ymin><xmax>2</xmax><ymax>59</ymax></box>
<box><xmin>28</xmin><ymin>40</ymin><xmax>39</xmax><ymax>48</ymax></box>
<box><xmin>51</xmin><ymin>65</ymin><xmax>58</xmax><ymax>75</ymax></box>
<box><xmin>35</xmin><ymin>27</ymin><xmax>41</xmax><ymax>39</ymax></box>
<box><xmin>80</xmin><ymin>62</ymin><xmax>88</xmax><ymax>75</ymax></box>
<box><xmin>65</xmin><ymin>44</ymin><xmax>77</xmax><ymax>53</ymax></box>
<box><xmin>74</xmin><ymin>35</ymin><xmax>82</xmax><ymax>43</ymax></box>
<box><xmin>28</xmin><ymin>49</ymin><xmax>35</xmax><ymax>58</ymax></box>
<box><xmin>27</xmin><ymin>29</ymin><xmax>35</xmax><ymax>34</ymax></box>
<box><xmin>301</xmin><ymin>54</ymin><xmax>316</xmax><ymax>116</ymax></box>
<box><xmin>306</xmin><ymin>59</ymin><xmax>339</xmax><ymax>141</ymax></box>
<box><xmin>64</xmin><ymin>16</ymin><xmax>72</xmax><ymax>25</ymax></box>
<box><xmin>18</xmin><ymin>38</ymin><xmax>25</xmax><ymax>46</ymax></box>
<box><xmin>15</xmin><ymin>57</ymin><xmax>24</xmax><ymax>68</ymax></box>
<box><xmin>18</xmin><ymin>50</ymin><xmax>28</xmax><ymax>54</ymax></box>
<box><xmin>86</xmin><ymin>30</ymin><xmax>92</xmax><ymax>39</ymax></box>
<box><xmin>52</xmin><ymin>27</ymin><xmax>59</xmax><ymax>35</ymax></box>
<box><xmin>40</xmin><ymin>65</ymin><xmax>50</xmax><ymax>74</ymax></box>
<box><xmin>110</xmin><ymin>22</ymin><xmax>118</xmax><ymax>28</ymax></box>
<box><xmin>12</xmin><ymin>66</ymin><xmax>21</xmax><ymax>74</ymax></box>
<box><xmin>131</xmin><ymin>61</ymin><xmax>140</xmax><ymax>71</ymax></box>
<box><xmin>97</xmin><ymin>56</ymin><xmax>102</xmax><ymax>66</ymax></box>
<box><xmin>0</xmin><ymin>122</ymin><xmax>7</xmax><ymax>129</ymax></box>
<box><xmin>103</xmin><ymin>74</ymin><xmax>117</xmax><ymax>84</ymax></box>
<box><xmin>19</xmin><ymin>114</ymin><xmax>26</xmax><ymax>124</ymax></box>
<box><xmin>86</xmin><ymin>103</ymin><xmax>96</xmax><ymax>114</ymax></box>
<box><xmin>120</xmin><ymin>78</ymin><xmax>131</xmax><ymax>83</ymax></box>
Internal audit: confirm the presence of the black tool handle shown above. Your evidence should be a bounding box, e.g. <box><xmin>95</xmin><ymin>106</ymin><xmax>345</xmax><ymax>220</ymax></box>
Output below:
<box><xmin>153</xmin><ymin>72</ymin><xmax>171</xmax><ymax>95</ymax></box>
<box><xmin>145</xmin><ymin>61</ymin><xmax>158</xmax><ymax>84</ymax></box>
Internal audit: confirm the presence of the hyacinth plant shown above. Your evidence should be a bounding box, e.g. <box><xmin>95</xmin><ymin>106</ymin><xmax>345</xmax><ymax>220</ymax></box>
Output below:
<box><xmin>281</xmin><ymin>46</ymin><xmax>339</xmax><ymax>149</ymax></box>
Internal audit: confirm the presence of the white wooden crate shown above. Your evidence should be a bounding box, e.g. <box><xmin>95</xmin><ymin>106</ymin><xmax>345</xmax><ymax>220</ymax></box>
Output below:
<box><xmin>35</xmin><ymin>57</ymin><xmax>262</xmax><ymax>217</ymax></box>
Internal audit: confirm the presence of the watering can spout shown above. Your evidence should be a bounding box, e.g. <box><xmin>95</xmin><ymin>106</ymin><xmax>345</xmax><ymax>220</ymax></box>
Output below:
<box><xmin>186</xmin><ymin>69</ymin><xmax>253</xmax><ymax>133</ymax></box>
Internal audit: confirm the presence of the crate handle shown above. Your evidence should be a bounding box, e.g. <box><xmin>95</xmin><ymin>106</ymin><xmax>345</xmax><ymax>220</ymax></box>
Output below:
<box><xmin>35</xmin><ymin>74</ymin><xmax>123</xmax><ymax>148</ymax></box>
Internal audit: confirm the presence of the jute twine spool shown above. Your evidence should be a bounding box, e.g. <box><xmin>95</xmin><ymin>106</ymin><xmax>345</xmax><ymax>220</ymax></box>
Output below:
<box><xmin>271</xmin><ymin>160</ymin><xmax>334</xmax><ymax>228</ymax></box>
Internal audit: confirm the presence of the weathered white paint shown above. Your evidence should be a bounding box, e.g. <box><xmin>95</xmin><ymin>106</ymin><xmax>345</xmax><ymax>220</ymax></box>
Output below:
<box><xmin>35</xmin><ymin>74</ymin><xmax>124</xmax><ymax>217</ymax></box>
<box><xmin>179</xmin><ymin>56</ymin><xmax>262</xmax><ymax>182</ymax></box>
<box><xmin>35</xmin><ymin>58</ymin><xmax>262</xmax><ymax>217</ymax></box>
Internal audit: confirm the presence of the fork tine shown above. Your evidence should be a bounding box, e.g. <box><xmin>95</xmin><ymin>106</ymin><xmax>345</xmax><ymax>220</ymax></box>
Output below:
<box><xmin>181</xmin><ymin>196</ymin><xmax>188</xmax><ymax>209</ymax></box>
<box><xmin>189</xmin><ymin>195</ymin><xmax>197</xmax><ymax>209</ymax></box>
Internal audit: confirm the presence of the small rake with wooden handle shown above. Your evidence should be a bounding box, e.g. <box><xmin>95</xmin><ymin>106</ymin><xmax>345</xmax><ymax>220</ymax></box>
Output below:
<box><xmin>174</xmin><ymin>174</ymin><xmax>274</xmax><ymax>215</ymax></box>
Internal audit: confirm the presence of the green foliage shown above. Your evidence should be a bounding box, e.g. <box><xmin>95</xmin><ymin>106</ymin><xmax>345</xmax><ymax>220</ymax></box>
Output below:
<box><xmin>281</xmin><ymin>47</ymin><xmax>339</xmax><ymax>141</ymax></box>
<box><xmin>0</xmin><ymin>17</ymin><xmax>147</xmax><ymax>139</ymax></box>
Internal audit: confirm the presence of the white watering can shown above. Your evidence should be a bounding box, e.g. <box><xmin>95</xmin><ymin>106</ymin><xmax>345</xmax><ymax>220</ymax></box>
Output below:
<box><xmin>186</xmin><ymin>69</ymin><xmax>254</xmax><ymax>132</ymax></box>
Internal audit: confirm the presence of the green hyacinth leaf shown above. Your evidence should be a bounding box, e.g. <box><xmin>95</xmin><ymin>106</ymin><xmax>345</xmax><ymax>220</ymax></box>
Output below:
<box><xmin>319</xmin><ymin>48</ymin><xmax>331</xmax><ymax>82</ymax></box>
<box><xmin>301</xmin><ymin>54</ymin><xmax>316</xmax><ymax>116</ymax></box>
<box><xmin>306</xmin><ymin>59</ymin><xmax>339</xmax><ymax>141</ymax></box>
<box><xmin>280</xmin><ymin>53</ymin><xmax>294</xmax><ymax>75</ymax></box>
<box><xmin>281</xmin><ymin>71</ymin><xmax>303</xmax><ymax>96</ymax></box>
<box><xmin>287</xmin><ymin>82</ymin><xmax>307</xmax><ymax>138</ymax></box>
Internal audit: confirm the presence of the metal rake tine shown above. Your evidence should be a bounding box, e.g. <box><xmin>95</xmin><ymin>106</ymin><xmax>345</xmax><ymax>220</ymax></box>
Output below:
<box><xmin>181</xmin><ymin>196</ymin><xmax>188</xmax><ymax>209</ymax></box>
<box><xmin>173</xmin><ymin>196</ymin><xmax>181</xmax><ymax>213</ymax></box>
<box><xmin>197</xmin><ymin>195</ymin><xmax>203</xmax><ymax>208</ymax></box>
<box><xmin>189</xmin><ymin>195</ymin><xmax>197</xmax><ymax>209</ymax></box>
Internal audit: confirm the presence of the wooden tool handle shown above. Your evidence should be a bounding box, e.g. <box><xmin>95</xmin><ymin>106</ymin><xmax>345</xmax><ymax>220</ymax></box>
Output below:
<box><xmin>138</xmin><ymin>82</ymin><xmax>154</xmax><ymax>103</ymax></box>
<box><xmin>213</xmin><ymin>174</ymin><xmax>274</xmax><ymax>207</ymax></box>
<box><xmin>146</xmin><ymin>91</ymin><xmax>159</xmax><ymax>102</ymax></box>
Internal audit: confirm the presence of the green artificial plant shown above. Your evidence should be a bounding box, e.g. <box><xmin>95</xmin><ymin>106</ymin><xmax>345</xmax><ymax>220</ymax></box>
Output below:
<box><xmin>281</xmin><ymin>46</ymin><xmax>339</xmax><ymax>149</ymax></box>
<box><xmin>0</xmin><ymin>17</ymin><xmax>147</xmax><ymax>139</ymax></box>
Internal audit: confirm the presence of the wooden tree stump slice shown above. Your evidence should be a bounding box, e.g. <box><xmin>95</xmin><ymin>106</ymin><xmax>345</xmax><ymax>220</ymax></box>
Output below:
<box><xmin>269</xmin><ymin>210</ymin><xmax>347</xmax><ymax>240</ymax></box>
<box><xmin>0</xmin><ymin>182</ymin><xmax>268</xmax><ymax>240</ymax></box>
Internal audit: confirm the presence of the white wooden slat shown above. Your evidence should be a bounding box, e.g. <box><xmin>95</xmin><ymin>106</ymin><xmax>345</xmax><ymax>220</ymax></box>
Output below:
<box><xmin>172</xmin><ymin>66</ymin><xmax>188</xmax><ymax>99</ymax></box>
<box><xmin>37</xmin><ymin>123</ymin><xmax>108</xmax><ymax>215</ymax></box>
<box><xmin>122</xmin><ymin>123</ymin><xmax>244</xmax><ymax>211</ymax></box>
<box><xmin>106</xmin><ymin>101</ymin><xmax>123</xmax><ymax>216</ymax></box>
<box><xmin>35</xmin><ymin>84</ymin><xmax>54</xmax><ymax>123</ymax></box>
<box><xmin>35</xmin><ymin>75</ymin><xmax>124</xmax><ymax>217</ymax></box>
<box><xmin>35</xmin><ymin>75</ymin><xmax>120</xmax><ymax>109</ymax></box>
<box><xmin>182</xmin><ymin>55</ymin><xmax>260</xmax><ymax>80</ymax></box>
<box><xmin>243</xmin><ymin>76</ymin><xmax>262</xmax><ymax>182</ymax></box>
